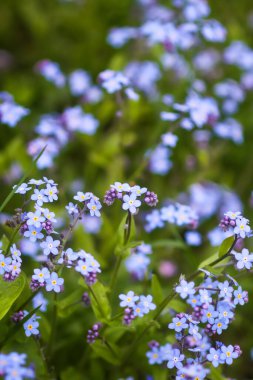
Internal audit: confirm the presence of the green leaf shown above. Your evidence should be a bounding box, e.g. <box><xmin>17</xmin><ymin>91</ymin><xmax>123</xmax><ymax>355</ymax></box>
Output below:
<box><xmin>115</xmin><ymin>213</ymin><xmax>136</xmax><ymax>258</ymax></box>
<box><xmin>218</xmin><ymin>236</ymin><xmax>234</xmax><ymax>257</ymax></box>
<box><xmin>0</xmin><ymin>272</ymin><xmax>26</xmax><ymax>320</ymax></box>
<box><xmin>89</xmin><ymin>282</ymin><xmax>111</xmax><ymax>322</ymax></box>
<box><xmin>58</xmin><ymin>289</ymin><xmax>83</xmax><ymax>318</ymax></box>
<box><xmin>198</xmin><ymin>252</ymin><xmax>219</xmax><ymax>269</ymax></box>
<box><xmin>151</xmin><ymin>274</ymin><xmax>164</xmax><ymax>304</ymax></box>
<box><xmin>91</xmin><ymin>340</ymin><xmax>120</xmax><ymax>365</ymax></box>
<box><xmin>104</xmin><ymin>325</ymin><xmax>129</xmax><ymax>343</ymax></box>
<box><xmin>0</xmin><ymin>146</ymin><xmax>46</xmax><ymax>213</ymax></box>
<box><xmin>0</xmin><ymin>234</ymin><xmax>10</xmax><ymax>251</ymax></box>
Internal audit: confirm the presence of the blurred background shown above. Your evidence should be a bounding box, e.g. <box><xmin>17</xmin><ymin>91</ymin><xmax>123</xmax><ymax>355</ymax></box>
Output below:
<box><xmin>1</xmin><ymin>0</ymin><xmax>253</xmax><ymax>378</ymax></box>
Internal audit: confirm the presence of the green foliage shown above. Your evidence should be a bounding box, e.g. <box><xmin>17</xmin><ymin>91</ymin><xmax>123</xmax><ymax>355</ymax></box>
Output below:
<box><xmin>0</xmin><ymin>272</ymin><xmax>26</xmax><ymax>320</ymax></box>
<box><xmin>218</xmin><ymin>236</ymin><xmax>234</xmax><ymax>257</ymax></box>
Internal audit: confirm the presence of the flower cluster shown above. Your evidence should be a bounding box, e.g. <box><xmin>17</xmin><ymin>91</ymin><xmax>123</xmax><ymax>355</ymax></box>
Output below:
<box><xmin>72</xmin><ymin>191</ymin><xmax>102</xmax><ymax>217</ymax></box>
<box><xmin>98</xmin><ymin>70</ymin><xmax>139</xmax><ymax>101</ymax></box>
<box><xmin>119</xmin><ymin>291</ymin><xmax>156</xmax><ymax>324</ymax></box>
<box><xmin>74</xmin><ymin>250</ymin><xmax>101</xmax><ymax>285</ymax></box>
<box><xmin>145</xmin><ymin>202</ymin><xmax>198</xmax><ymax>232</ymax></box>
<box><xmin>220</xmin><ymin>211</ymin><xmax>251</xmax><ymax>239</ymax></box>
<box><xmin>125</xmin><ymin>243</ymin><xmax>152</xmax><ymax>280</ymax></box>
<box><xmin>86</xmin><ymin>323</ymin><xmax>102</xmax><ymax>344</ymax></box>
<box><xmin>0</xmin><ymin>244</ymin><xmax>22</xmax><ymax>281</ymax></box>
<box><xmin>0</xmin><ymin>92</ymin><xmax>29</xmax><ymax>127</ymax></box>
<box><xmin>104</xmin><ymin>182</ymin><xmax>158</xmax><ymax>214</ymax></box>
<box><xmin>146</xmin><ymin>272</ymin><xmax>246</xmax><ymax>377</ymax></box>
<box><xmin>0</xmin><ymin>352</ymin><xmax>35</xmax><ymax>379</ymax></box>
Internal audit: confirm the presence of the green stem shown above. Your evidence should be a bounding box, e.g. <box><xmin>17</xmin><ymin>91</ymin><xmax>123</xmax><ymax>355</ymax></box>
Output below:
<box><xmin>122</xmin><ymin>237</ymin><xmax>238</xmax><ymax>365</ymax></box>
<box><xmin>110</xmin><ymin>212</ymin><xmax>132</xmax><ymax>292</ymax></box>
<box><xmin>34</xmin><ymin>337</ymin><xmax>51</xmax><ymax>380</ymax></box>
<box><xmin>109</xmin><ymin>255</ymin><xmax>123</xmax><ymax>291</ymax></box>
<box><xmin>88</xmin><ymin>285</ymin><xmax>106</xmax><ymax>320</ymax></box>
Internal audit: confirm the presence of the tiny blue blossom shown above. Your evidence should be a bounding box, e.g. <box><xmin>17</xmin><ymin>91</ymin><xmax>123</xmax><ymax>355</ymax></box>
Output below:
<box><xmin>167</xmin><ymin>348</ymin><xmax>184</xmax><ymax>369</ymax></box>
<box><xmin>31</xmin><ymin>189</ymin><xmax>48</xmax><ymax>206</ymax></box>
<box><xmin>66</xmin><ymin>202</ymin><xmax>79</xmax><ymax>215</ymax></box>
<box><xmin>234</xmin><ymin>248</ymin><xmax>253</xmax><ymax>270</ymax></box>
<box><xmin>119</xmin><ymin>291</ymin><xmax>139</xmax><ymax>308</ymax></box>
<box><xmin>40</xmin><ymin>236</ymin><xmax>60</xmax><ymax>256</ymax></box>
<box><xmin>14</xmin><ymin>183</ymin><xmax>31</xmax><ymax>194</ymax></box>
<box><xmin>175</xmin><ymin>279</ymin><xmax>196</xmax><ymax>299</ymax></box>
<box><xmin>122</xmin><ymin>193</ymin><xmax>141</xmax><ymax>214</ymax></box>
<box><xmin>45</xmin><ymin>272</ymin><xmax>64</xmax><ymax>293</ymax></box>
<box><xmin>24</xmin><ymin>316</ymin><xmax>40</xmax><ymax>337</ymax></box>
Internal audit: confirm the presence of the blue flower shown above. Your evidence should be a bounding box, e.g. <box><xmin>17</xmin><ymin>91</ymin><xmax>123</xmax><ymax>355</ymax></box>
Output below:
<box><xmin>32</xmin><ymin>292</ymin><xmax>48</xmax><ymax>312</ymax></box>
<box><xmin>26</xmin><ymin>210</ymin><xmax>45</xmax><ymax>229</ymax></box>
<box><xmin>175</xmin><ymin>279</ymin><xmax>195</xmax><ymax>299</ymax></box>
<box><xmin>234</xmin><ymin>248</ymin><xmax>253</xmax><ymax>270</ymax></box>
<box><xmin>74</xmin><ymin>191</ymin><xmax>92</xmax><ymax>202</ymax></box>
<box><xmin>122</xmin><ymin>193</ymin><xmax>141</xmax><ymax>214</ymax></box>
<box><xmin>45</xmin><ymin>272</ymin><xmax>64</xmax><ymax>293</ymax></box>
<box><xmin>212</xmin><ymin>317</ymin><xmax>229</xmax><ymax>335</ymax></box>
<box><xmin>146</xmin><ymin>347</ymin><xmax>163</xmax><ymax>365</ymax></box>
<box><xmin>24</xmin><ymin>227</ymin><xmax>44</xmax><ymax>242</ymax></box>
<box><xmin>24</xmin><ymin>316</ymin><xmax>40</xmax><ymax>337</ymax></box>
<box><xmin>44</xmin><ymin>185</ymin><xmax>58</xmax><ymax>202</ymax></box>
<box><xmin>75</xmin><ymin>259</ymin><xmax>91</xmax><ymax>276</ymax></box>
<box><xmin>217</xmin><ymin>302</ymin><xmax>234</xmax><ymax>321</ymax></box>
<box><xmin>14</xmin><ymin>183</ymin><xmax>31</xmax><ymax>194</ymax></box>
<box><xmin>220</xmin><ymin>345</ymin><xmax>238</xmax><ymax>365</ymax></box>
<box><xmin>207</xmin><ymin>347</ymin><xmax>222</xmax><ymax>367</ymax></box>
<box><xmin>87</xmin><ymin>199</ymin><xmax>102</xmax><ymax>217</ymax></box>
<box><xmin>66</xmin><ymin>202</ymin><xmax>79</xmax><ymax>215</ymax></box>
<box><xmin>133</xmin><ymin>303</ymin><xmax>145</xmax><ymax>317</ymax></box>
<box><xmin>32</xmin><ymin>267</ymin><xmax>50</xmax><ymax>283</ymax></box>
<box><xmin>233</xmin><ymin>286</ymin><xmax>248</xmax><ymax>306</ymax></box>
<box><xmin>218</xmin><ymin>281</ymin><xmax>233</xmax><ymax>299</ymax></box>
<box><xmin>119</xmin><ymin>291</ymin><xmax>139</xmax><ymax>308</ymax></box>
<box><xmin>40</xmin><ymin>236</ymin><xmax>60</xmax><ymax>256</ymax></box>
<box><xmin>31</xmin><ymin>189</ymin><xmax>48</xmax><ymax>206</ymax></box>
<box><xmin>167</xmin><ymin>348</ymin><xmax>184</xmax><ymax>369</ymax></box>
<box><xmin>139</xmin><ymin>295</ymin><xmax>156</xmax><ymax>314</ymax></box>
<box><xmin>0</xmin><ymin>254</ymin><xmax>11</xmax><ymax>275</ymax></box>
<box><xmin>145</xmin><ymin>210</ymin><xmax>164</xmax><ymax>232</ymax></box>
<box><xmin>233</xmin><ymin>217</ymin><xmax>250</xmax><ymax>238</ymax></box>
<box><xmin>168</xmin><ymin>316</ymin><xmax>188</xmax><ymax>332</ymax></box>
<box><xmin>201</xmin><ymin>305</ymin><xmax>218</xmax><ymax>324</ymax></box>
<box><xmin>10</xmin><ymin>244</ymin><xmax>22</xmax><ymax>263</ymax></box>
